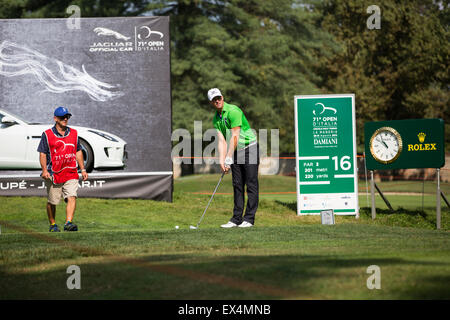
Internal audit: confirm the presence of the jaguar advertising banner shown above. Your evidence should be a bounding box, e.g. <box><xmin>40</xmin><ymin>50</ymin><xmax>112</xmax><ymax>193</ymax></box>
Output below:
<box><xmin>0</xmin><ymin>17</ymin><xmax>172</xmax><ymax>201</ymax></box>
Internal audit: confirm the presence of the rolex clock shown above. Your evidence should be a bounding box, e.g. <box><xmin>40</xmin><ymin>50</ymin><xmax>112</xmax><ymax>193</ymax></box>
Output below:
<box><xmin>369</xmin><ymin>126</ymin><xmax>403</xmax><ymax>164</ymax></box>
<box><xmin>365</xmin><ymin>119</ymin><xmax>444</xmax><ymax>170</ymax></box>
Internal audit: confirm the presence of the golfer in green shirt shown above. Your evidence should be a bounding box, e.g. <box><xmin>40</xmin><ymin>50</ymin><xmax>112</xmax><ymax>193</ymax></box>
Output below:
<box><xmin>208</xmin><ymin>88</ymin><xmax>259</xmax><ymax>228</ymax></box>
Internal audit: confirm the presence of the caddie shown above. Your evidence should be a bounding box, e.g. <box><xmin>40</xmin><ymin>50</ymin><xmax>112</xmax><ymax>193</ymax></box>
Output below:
<box><xmin>37</xmin><ymin>106</ymin><xmax>88</xmax><ymax>232</ymax></box>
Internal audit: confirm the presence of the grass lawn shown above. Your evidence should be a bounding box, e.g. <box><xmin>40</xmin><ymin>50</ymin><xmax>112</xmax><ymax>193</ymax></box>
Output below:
<box><xmin>0</xmin><ymin>174</ymin><xmax>449</xmax><ymax>300</ymax></box>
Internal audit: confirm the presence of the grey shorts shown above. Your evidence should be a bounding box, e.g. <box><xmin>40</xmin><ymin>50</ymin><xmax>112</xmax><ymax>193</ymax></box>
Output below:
<box><xmin>45</xmin><ymin>178</ymin><xmax>79</xmax><ymax>205</ymax></box>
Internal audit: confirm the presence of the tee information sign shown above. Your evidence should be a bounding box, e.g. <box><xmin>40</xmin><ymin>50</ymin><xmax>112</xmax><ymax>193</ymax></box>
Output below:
<box><xmin>294</xmin><ymin>94</ymin><xmax>358</xmax><ymax>216</ymax></box>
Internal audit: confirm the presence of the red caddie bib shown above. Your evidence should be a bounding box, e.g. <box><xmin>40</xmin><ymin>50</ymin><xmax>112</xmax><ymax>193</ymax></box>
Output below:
<box><xmin>45</xmin><ymin>128</ymin><xmax>79</xmax><ymax>184</ymax></box>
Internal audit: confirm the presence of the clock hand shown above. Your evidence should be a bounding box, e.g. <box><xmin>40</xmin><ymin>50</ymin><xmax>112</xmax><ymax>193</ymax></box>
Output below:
<box><xmin>378</xmin><ymin>137</ymin><xmax>389</xmax><ymax>149</ymax></box>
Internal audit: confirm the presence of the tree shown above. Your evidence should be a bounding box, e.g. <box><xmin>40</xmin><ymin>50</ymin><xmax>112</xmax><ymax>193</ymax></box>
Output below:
<box><xmin>1</xmin><ymin>0</ymin><xmax>336</xmax><ymax>153</ymax></box>
<box><xmin>148</xmin><ymin>0</ymin><xmax>337</xmax><ymax>153</ymax></box>
<box><xmin>318</xmin><ymin>0</ymin><xmax>450</xmax><ymax>151</ymax></box>
<box><xmin>0</xmin><ymin>0</ymin><xmax>150</xmax><ymax>19</ymax></box>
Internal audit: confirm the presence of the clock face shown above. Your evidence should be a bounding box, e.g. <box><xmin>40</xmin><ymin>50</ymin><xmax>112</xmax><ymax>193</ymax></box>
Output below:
<box><xmin>370</xmin><ymin>127</ymin><xmax>403</xmax><ymax>164</ymax></box>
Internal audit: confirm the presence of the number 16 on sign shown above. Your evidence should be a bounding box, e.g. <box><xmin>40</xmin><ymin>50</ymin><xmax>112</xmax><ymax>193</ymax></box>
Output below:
<box><xmin>294</xmin><ymin>94</ymin><xmax>359</xmax><ymax>216</ymax></box>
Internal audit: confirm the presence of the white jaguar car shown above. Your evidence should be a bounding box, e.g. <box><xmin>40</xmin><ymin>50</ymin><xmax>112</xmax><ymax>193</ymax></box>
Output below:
<box><xmin>0</xmin><ymin>109</ymin><xmax>127</xmax><ymax>172</ymax></box>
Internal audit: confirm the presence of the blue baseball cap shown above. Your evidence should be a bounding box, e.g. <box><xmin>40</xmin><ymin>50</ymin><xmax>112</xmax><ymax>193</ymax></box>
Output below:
<box><xmin>54</xmin><ymin>106</ymin><xmax>72</xmax><ymax>117</ymax></box>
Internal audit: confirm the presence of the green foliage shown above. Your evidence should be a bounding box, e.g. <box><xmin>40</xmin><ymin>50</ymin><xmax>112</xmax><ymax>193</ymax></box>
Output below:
<box><xmin>318</xmin><ymin>0</ymin><xmax>450</xmax><ymax>150</ymax></box>
<box><xmin>0</xmin><ymin>0</ymin><xmax>448</xmax><ymax>152</ymax></box>
<box><xmin>0</xmin><ymin>0</ymin><xmax>25</xmax><ymax>18</ymax></box>
<box><xmin>0</xmin><ymin>0</ymin><xmax>151</xmax><ymax>18</ymax></box>
<box><xmin>150</xmin><ymin>0</ymin><xmax>334</xmax><ymax>153</ymax></box>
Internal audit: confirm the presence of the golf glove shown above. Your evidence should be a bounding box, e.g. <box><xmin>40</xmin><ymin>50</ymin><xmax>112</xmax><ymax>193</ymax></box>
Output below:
<box><xmin>224</xmin><ymin>156</ymin><xmax>233</xmax><ymax>168</ymax></box>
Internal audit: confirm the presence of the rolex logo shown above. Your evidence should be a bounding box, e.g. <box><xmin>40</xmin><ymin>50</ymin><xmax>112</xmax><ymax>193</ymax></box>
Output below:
<box><xmin>408</xmin><ymin>132</ymin><xmax>436</xmax><ymax>152</ymax></box>
<box><xmin>417</xmin><ymin>132</ymin><xmax>426</xmax><ymax>143</ymax></box>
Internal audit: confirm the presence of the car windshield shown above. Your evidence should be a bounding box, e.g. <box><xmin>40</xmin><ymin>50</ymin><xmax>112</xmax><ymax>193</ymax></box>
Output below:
<box><xmin>0</xmin><ymin>110</ymin><xmax>32</xmax><ymax>124</ymax></box>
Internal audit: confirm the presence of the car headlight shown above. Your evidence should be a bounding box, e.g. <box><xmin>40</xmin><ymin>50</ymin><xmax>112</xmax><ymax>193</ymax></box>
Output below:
<box><xmin>88</xmin><ymin>130</ymin><xmax>119</xmax><ymax>142</ymax></box>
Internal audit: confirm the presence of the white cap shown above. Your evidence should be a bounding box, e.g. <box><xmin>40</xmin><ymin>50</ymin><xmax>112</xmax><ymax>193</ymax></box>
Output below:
<box><xmin>207</xmin><ymin>88</ymin><xmax>222</xmax><ymax>101</ymax></box>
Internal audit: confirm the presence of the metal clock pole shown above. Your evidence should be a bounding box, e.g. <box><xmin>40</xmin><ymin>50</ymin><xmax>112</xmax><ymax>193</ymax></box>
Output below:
<box><xmin>436</xmin><ymin>168</ymin><xmax>441</xmax><ymax>230</ymax></box>
<box><xmin>370</xmin><ymin>170</ymin><xmax>376</xmax><ymax>219</ymax></box>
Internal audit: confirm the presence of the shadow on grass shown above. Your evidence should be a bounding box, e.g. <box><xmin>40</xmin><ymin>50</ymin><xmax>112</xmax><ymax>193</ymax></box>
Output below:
<box><xmin>1</xmin><ymin>254</ymin><xmax>449</xmax><ymax>300</ymax></box>
<box><xmin>276</xmin><ymin>200</ymin><xmax>432</xmax><ymax>218</ymax></box>
<box><xmin>275</xmin><ymin>201</ymin><xmax>443</xmax><ymax>229</ymax></box>
<box><xmin>359</xmin><ymin>207</ymin><xmax>428</xmax><ymax>217</ymax></box>
<box><xmin>359</xmin><ymin>207</ymin><xmax>439</xmax><ymax>228</ymax></box>
<box><xmin>275</xmin><ymin>200</ymin><xmax>297</xmax><ymax>212</ymax></box>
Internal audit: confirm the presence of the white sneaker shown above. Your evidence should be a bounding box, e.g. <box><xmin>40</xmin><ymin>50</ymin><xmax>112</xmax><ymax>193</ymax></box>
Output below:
<box><xmin>238</xmin><ymin>221</ymin><xmax>253</xmax><ymax>228</ymax></box>
<box><xmin>221</xmin><ymin>221</ymin><xmax>238</xmax><ymax>228</ymax></box>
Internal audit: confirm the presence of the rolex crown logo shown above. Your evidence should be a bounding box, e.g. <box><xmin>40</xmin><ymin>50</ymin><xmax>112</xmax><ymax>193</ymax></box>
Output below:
<box><xmin>417</xmin><ymin>132</ymin><xmax>426</xmax><ymax>143</ymax></box>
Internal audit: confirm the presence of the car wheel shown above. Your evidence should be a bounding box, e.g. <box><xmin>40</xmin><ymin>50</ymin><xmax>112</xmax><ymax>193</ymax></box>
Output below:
<box><xmin>79</xmin><ymin>138</ymin><xmax>94</xmax><ymax>173</ymax></box>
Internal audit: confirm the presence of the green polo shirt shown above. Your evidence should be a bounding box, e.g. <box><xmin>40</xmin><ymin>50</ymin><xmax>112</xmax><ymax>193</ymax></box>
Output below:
<box><xmin>213</xmin><ymin>102</ymin><xmax>257</xmax><ymax>150</ymax></box>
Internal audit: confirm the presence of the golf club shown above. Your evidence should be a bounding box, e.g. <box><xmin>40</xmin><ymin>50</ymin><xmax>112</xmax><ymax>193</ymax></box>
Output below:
<box><xmin>190</xmin><ymin>170</ymin><xmax>226</xmax><ymax>229</ymax></box>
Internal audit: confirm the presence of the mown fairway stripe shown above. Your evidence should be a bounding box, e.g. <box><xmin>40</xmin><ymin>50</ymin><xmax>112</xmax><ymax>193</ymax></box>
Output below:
<box><xmin>0</xmin><ymin>220</ymin><xmax>302</xmax><ymax>299</ymax></box>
